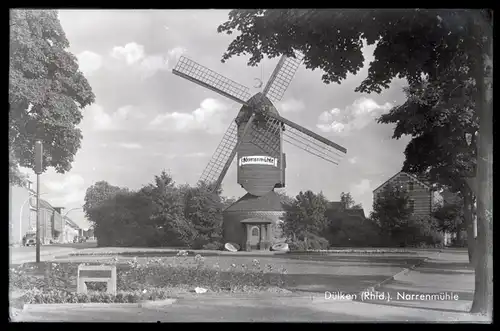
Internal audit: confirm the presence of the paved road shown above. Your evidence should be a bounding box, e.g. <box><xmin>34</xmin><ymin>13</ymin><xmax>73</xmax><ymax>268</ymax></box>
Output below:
<box><xmin>10</xmin><ymin>242</ymin><xmax>97</xmax><ymax>265</ymax></box>
<box><xmin>13</xmin><ymin>295</ymin><xmax>489</xmax><ymax>322</ymax></box>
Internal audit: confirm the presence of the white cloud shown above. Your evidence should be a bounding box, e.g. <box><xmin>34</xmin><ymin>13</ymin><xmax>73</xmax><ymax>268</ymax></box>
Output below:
<box><xmin>86</xmin><ymin>104</ymin><xmax>114</xmax><ymax>131</ymax></box>
<box><xmin>109</xmin><ymin>43</ymin><xmax>186</xmax><ymax>79</ymax></box>
<box><xmin>350</xmin><ymin>179</ymin><xmax>372</xmax><ymax>197</ymax></box>
<box><xmin>317</xmin><ymin>97</ymin><xmax>393</xmax><ymax>135</ymax></box>
<box><xmin>149</xmin><ymin>98</ymin><xmax>228</xmax><ymax>134</ymax></box>
<box><xmin>44</xmin><ymin>174</ymin><xmax>86</xmax><ymax>206</ymax></box>
<box><xmin>85</xmin><ymin>104</ymin><xmax>146</xmax><ymax>131</ymax></box>
<box><xmin>76</xmin><ymin>51</ymin><xmax>102</xmax><ymax>76</ymax></box>
<box><xmin>162</xmin><ymin>152</ymin><xmax>207</xmax><ymax>159</ymax></box>
<box><xmin>139</xmin><ymin>55</ymin><xmax>169</xmax><ymax>78</ymax></box>
<box><xmin>111</xmin><ymin>42</ymin><xmax>145</xmax><ymax>65</ymax></box>
<box><xmin>118</xmin><ymin>143</ymin><xmax>142</xmax><ymax>149</ymax></box>
<box><xmin>348</xmin><ymin>157</ymin><xmax>358</xmax><ymax>164</ymax></box>
<box><xmin>277</xmin><ymin>98</ymin><xmax>305</xmax><ymax>113</ymax></box>
<box><xmin>185</xmin><ymin>152</ymin><xmax>207</xmax><ymax>158</ymax></box>
<box><xmin>168</xmin><ymin>46</ymin><xmax>187</xmax><ymax>62</ymax></box>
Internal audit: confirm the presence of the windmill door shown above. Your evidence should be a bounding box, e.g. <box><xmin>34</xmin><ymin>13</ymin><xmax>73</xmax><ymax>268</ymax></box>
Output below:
<box><xmin>249</xmin><ymin>226</ymin><xmax>260</xmax><ymax>250</ymax></box>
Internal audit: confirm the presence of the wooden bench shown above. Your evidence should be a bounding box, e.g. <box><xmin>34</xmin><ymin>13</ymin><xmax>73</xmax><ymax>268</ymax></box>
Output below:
<box><xmin>77</xmin><ymin>265</ymin><xmax>117</xmax><ymax>295</ymax></box>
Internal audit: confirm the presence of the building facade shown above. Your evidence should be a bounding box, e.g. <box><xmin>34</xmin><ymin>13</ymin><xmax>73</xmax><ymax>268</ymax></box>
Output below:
<box><xmin>9</xmin><ymin>181</ymin><xmax>65</xmax><ymax>245</ymax></box>
<box><xmin>63</xmin><ymin>216</ymin><xmax>80</xmax><ymax>243</ymax></box>
<box><xmin>223</xmin><ymin>190</ymin><xmax>285</xmax><ymax>251</ymax></box>
<box><xmin>373</xmin><ymin>171</ymin><xmax>437</xmax><ymax>218</ymax></box>
<box><xmin>9</xmin><ymin>181</ymin><xmax>36</xmax><ymax>246</ymax></box>
<box><xmin>372</xmin><ymin>171</ymin><xmax>468</xmax><ymax>246</ymax></box>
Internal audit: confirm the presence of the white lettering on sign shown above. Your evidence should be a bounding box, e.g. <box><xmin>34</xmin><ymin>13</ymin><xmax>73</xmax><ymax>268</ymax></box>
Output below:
<box><xmin>239</xmin><ymin>155</ymin><xmax>278</xmax><ymax>167</ymax></box>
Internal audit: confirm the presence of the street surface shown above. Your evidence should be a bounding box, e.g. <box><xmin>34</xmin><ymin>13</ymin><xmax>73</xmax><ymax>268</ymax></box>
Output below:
<box><xmin>10</xmin><ymin>241</ymin><xmax>97</xmax><ymax>265</ymax></box>
<box><xmin>13</xmin><ymin>294</ymin><xmax>489</xmax><ymax>322</ymax></box>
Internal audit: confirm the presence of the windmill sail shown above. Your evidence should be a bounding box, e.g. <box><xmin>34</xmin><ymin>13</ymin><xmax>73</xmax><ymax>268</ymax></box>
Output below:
<box><xmin>200</xmin><ymin>113</ymin><xmax>257</xmax><ymax>192</ymax></box>
<box><xmin>263</xmin><ymin>52</ymin><xmax>304</xmax><ymax>103</ymax></box>
<box><xmin>254</xmin><ymin>111</ymin><xmax>347</xmax><ymax>165</ymax></box>
<box><xmin>173</xmin><ymin>56</ymin><xmax>251</xmax><ymax>105</ymax></box>
<box><xmin>200</xmin><ymin>121</ymin><xmax>239</xmax><ymax>186</ymax></box>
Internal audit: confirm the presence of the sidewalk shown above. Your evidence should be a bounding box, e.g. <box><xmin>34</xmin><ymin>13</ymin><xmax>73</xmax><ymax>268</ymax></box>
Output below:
<box><xmin>357</xmin><ymin>249</ymin><xmax>490</xmax><ymax>320</ymax></box>
<box><xmin>12</xmin><ymin>292</ymin><xmax>490</xmax><ymax>322</ymax></box>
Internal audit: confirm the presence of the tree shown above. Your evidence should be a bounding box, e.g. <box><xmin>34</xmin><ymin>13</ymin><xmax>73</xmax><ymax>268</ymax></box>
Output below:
<box><xmin>83</xmin><ymin>181</ymin><xmax>127</xmax><ymax>224</ymax></box>
<box><xmin>82</xmin><ymin>181</ymin><xmax>128</xmax><ymax>246</ymax></box>
<box><xmin>218</xmin><ymin>9</ymin><xmax>492</xmax><ymax>315</ymax></box>
<box><xmin>325</xmin><ymin>210</ymin><xmax>380</xmax><ymax>247</ymax></box>
<box><xmin>140</xmin><ymin>171</ymin><xmax>196</xmax><ymax>247</ymax></box>
<box><xmin>370</xmin><ymin>184</ymin><xmax>413</xmax><ymax>246</ymax></box>
<box><xmin>93</xmin><ymin>191</ymin><xmax>153</xmax><ymax>247</ymax></box>
<box><xmin>182</xmin><ymin>181</ymin><xmax>224</xmax><ymax>249</ymax></box>
<box><xmin>9</xmin><ymin>9</ymin><xmax>95</xmax><ymax>185</ymax></box>
<box><xmin>275</xmin><ymin>189</ymin><xmax>294</xmax><ymax>206</ymax></box>
<box><xmin>281</xmin><ymin>190</ymin><xmax>329</xmax><ymax>240</ymax></box>
<box><xmin>378</xmin><ymin>72</ymin><xmax>478</xmax><ymax>262</ymax></box>
<box><xmin>340</xmin><ymin>192</ymin><xmax>362</xmax><ymax>210</ymax></box>
<box><xmin>221</xmin><ymin>196</ymin><xmax>237</xmax><ymax>210</ymax></box>
<box><xmin>433</xmin><ymin>198</ymin><xmax>464</xmax><ymax>236</ymax></box>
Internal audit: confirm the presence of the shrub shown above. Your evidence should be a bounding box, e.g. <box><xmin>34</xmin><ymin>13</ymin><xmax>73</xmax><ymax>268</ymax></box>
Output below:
<box><xmin>202</xmin><ymin>241</ymin><xmax>223</xmax><ymax>250</ymax></box>
<box><xmin>21</xmin><ymin>288</ymin><xmax>170</xmax><ymax>304</ymax></box>
<box><xmin>288</xmin><ymin>233</ymin><xmax>329</xmax><ymax>251</ymax></box>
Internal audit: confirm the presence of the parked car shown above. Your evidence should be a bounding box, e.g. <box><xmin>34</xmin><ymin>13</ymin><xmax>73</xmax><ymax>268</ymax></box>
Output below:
<box><xmin>73</xmin><ymin>236</ymin><xmax>86</xmax><ymax>243</ymax></box>
<box><xmin>22</xmin><ymin>234</ymin><xmax>36</xmax><ymax>246</ymax></box>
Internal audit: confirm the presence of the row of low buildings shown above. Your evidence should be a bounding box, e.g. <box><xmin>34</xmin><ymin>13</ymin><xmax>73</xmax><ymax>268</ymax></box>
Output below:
<box><xmin>9</xmin><ymin>179</ymin><xmax>83</xmax><ymax>246</ymax></box>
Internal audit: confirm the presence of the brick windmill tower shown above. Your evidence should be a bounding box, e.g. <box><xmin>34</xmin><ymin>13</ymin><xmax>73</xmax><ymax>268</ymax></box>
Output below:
<box><xmin>172</xmin><ymin>51</ymin><xmax>347</xmax><ymax>251</ymax></box>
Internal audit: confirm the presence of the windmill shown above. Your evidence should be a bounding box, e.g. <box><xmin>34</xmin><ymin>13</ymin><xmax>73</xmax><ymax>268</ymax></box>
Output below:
<box><xmin>172</xmin><ymin>51</ymin><xmax>347</xmax><ymax>251</ymax></box>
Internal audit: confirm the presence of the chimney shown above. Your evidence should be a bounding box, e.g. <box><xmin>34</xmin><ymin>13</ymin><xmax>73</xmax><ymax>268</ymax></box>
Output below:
<box><xmin>53</xmin><ymin>207</ymin><xmax>64</xmax><ymax>215</ymax></box>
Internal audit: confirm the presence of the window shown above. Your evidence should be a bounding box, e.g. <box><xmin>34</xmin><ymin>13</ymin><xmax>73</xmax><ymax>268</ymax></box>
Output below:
<box><xmin>408</xmin><ymin>182</ymin><xmax>414</xmax><ymax>191</ymax></box>
<box><xmin>409</xmin><ymin>199</ymin><xmax>415</xmax><ymax>211</ymax></box>
<box><xmin>251</xmin><ymin>227</ymin><xmax>259</xmax><ymax>236</ymax></box>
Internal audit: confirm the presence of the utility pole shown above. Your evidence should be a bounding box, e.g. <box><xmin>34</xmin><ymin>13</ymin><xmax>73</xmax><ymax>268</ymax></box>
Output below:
<box><xmin>34</xmin><ymin>140</ymin><xmax>43</xmax><ymax>263</ymax></box>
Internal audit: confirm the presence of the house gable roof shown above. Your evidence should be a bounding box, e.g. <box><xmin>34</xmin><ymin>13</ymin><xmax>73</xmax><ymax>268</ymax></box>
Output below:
<box><xmin>372</xmin><ymin>171</ymin><xmax>431</xmax><ymax>193</ymax></box>
<box><xmin>224</xmin><ymin>190</ymin><xmax>284</xmax><ymax>212</ymax></box>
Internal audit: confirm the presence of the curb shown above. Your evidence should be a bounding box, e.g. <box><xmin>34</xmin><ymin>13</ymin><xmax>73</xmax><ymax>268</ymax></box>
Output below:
<box><xmin>355</xmin><ymin>250</ymin><xmax>442</xmax><ymax>299</ymax></box>
<box><xmin>22</xmin><ymin>299</ymin><xmax>177</xmax><ymax>311</ymax></box>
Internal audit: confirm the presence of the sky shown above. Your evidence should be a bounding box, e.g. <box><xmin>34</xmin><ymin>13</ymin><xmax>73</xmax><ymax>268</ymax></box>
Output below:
<box><xmin>20</xmin><ymin>9</ymin><xmax>411</xmax><ymax>229</ymax></box>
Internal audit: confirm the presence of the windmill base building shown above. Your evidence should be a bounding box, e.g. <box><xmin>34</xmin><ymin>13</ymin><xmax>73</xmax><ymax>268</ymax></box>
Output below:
<box><xmin>223</xmin><ymin>190</ymin><xmax>285</xmax><ymax>251</ymax></box>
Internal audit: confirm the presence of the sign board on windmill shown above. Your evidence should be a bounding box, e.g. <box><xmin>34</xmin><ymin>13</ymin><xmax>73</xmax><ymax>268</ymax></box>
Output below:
<box><xmin>239</xmin><ymin>156</ymin><xmax>278</xmax><ymax>167</ymax></box>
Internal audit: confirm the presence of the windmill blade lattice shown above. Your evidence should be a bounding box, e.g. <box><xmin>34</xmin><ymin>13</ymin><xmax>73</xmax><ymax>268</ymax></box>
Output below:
<box><xmin>173</xmin><ymin>56</ymin><xmax>251</xmax><ymax>105</ymax></box>
<box><xmin>199</xmin><ymin>120</ymin><xmax>239</xmax><ymax>185</ymax></box>
<box><xmin>249</xmin><ymin>117</ymin><xmax>282</xmax><ymax>157</ymax></box>
<box><xmin>263</xmin><ymin>52</ymin><xmax>305</xmax><ymax>103</ymax></box>
<box><xmin>255</xmin><ymin>112</ymin><xmax>347</xmax><ymax>165</ymax></box>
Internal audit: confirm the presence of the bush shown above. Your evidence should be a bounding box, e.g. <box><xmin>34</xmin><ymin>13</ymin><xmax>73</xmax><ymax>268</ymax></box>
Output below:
<box><xmin>202</xmin><ymin>241</ymin><xmax>223</xmax><ymax>250</ymax></box>
<box><xmin>288</xmin><ymin>233</ymin><xmax>329</xmax><ymax>251</ymax></box>
<box><xmin>21</xmin><ymin>288</ymin><xmax>170</xmax><ymax>304</ymax></box>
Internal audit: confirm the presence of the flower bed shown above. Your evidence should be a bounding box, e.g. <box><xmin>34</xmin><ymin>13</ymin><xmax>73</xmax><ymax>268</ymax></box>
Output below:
<box><xmin>287</xmin><ymin>248</ymin><xmax>418</xmax><ymax>255</ymax></box>
<box><xmin>10</xmin><ymin>252</ymin><xmax>288</xmax><ymax>305</ymax></box>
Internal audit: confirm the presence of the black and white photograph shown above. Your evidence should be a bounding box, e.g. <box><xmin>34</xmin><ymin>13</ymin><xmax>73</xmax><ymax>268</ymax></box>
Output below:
<box><xmin>9</xmin><ymin>8</ymin><xmax>493</xmax><ymax>323</ymax></box>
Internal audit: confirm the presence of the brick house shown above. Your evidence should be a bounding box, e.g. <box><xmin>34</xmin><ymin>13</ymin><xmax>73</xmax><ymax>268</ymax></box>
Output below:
<box><xmin>373</xmin><ymin>171</ymin><xmax>466</xmax><ymax>246</ymax></box>
<box><xmin>373</xmin><ymin>171</ymin><xmax>438</xmax><ymax>218</ymax></box>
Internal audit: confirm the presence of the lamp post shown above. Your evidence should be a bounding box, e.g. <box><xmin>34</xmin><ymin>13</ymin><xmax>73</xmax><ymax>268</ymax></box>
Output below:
<box><xmin>63</xmin><ymin>207</ymin><xmax>83</xmax><ymax>218</ymax></box>
<box><xmin>34</xmin><ymin>140</ymin><xmax>43</xmax><ymax>263</ymax></box>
